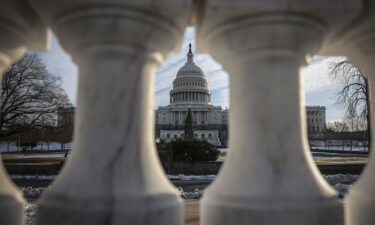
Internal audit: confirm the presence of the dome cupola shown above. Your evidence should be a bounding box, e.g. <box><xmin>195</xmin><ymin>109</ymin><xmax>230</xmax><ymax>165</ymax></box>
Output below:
<box><xmin>176</xmin><ymin>43</ymin><xmax>205</xmax><ymax>78</ymax></box>
<box><xmin>169</xmin><ymin>44</ymin><xmax>211</xmax><ymax>105</ymax></box>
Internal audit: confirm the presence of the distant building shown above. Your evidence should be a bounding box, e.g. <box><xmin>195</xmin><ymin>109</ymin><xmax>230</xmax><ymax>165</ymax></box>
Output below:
<box><xmin>155</xmin><ymin>44</ymin><xmax>228</xmax><ymax>146</ymax></box>
<box><xmin>306</xmin><ymin>106</ymin><xmax>326</xmax><ymax>133</ymax></box>
<box><xmin>57</xmin><ymin>107</ymin><xmax>75</xmax><ymax>128</ymax></box>
<box><xmin>57</xmin><ymin>49</ymin><xmax>326</xmax><ymax>146</ymax></box>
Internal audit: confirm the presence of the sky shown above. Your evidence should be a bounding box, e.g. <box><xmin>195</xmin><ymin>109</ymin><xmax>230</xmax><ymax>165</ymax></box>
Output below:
<box><xmin>34</xmin><ymin>27</ymin><xmax>345</xmax><ymax>122</ymax></box>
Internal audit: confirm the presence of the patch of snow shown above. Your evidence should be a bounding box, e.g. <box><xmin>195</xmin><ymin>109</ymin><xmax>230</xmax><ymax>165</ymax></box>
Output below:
<box><xmin>333</xmin><ymin>183</ymin><xmax>351</xmax><ymax>198</ymax></box>
<box><xmin>323</xmin><ymin>174</ymin><xmax>358</xmax><ymax>181</ymax></box>
<box><xmin>0</xmin><ymin>142</ymin><xmax>72</xmax><ymax>152</ymax></box>
<box><xmin>11</xmin><ymin>175</ymin><xmax>57</xmax><ymax>180</ymax></box>
<box><xmin>22</xmin><ymin>187</ymin><xmax>47</xmax><ymax>198</ymax></box>
<box><xmin>168</xmin><ymin>174</ymin><xmax>216</xmax><ymax>181</ymax></box>
<box><xmin>218</xmin><ymin>148</ymin><xmax>227</xmax><ymax>153</ymax></box>
<box><xmin>25</xmin><ymin>201</ymin><xmax>36</xmax><ymax>225</ymax></box>
<box><xmin>177</xmin><ymin>187</ymin><xmax>203</xmax><ymax>199</ymax></box>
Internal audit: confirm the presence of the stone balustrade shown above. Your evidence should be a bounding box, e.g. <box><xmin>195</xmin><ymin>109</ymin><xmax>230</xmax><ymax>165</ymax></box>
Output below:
<box><xmin>0</xmin><ymin>1</ymin><xmax>374</xmax><ymax>225</ymax></box>
<box><xmin>0</xmin><ymin>2</ymin><xmax>49</xmax><ymax>225</ymax></box>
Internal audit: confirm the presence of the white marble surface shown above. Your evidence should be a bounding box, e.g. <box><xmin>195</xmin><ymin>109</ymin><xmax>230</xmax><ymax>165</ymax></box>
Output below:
<box><xmin>2</xmin><ymin>1</ymin><xmax>375</xmax><ymax>225</ymax></box>
<box><xmin>26</xmin><ymin>1</ymin><xmax>191</xmax><ymax>225</ymax></box>
<box><xmin>0</xmin><ymin>2</ymin><xmax>49</xmax><ymax>225</ymax></box>
<box><xmin>196</xmin><ymin>1</ymin><xmax>361</xmax><ymax>225</ymax></box>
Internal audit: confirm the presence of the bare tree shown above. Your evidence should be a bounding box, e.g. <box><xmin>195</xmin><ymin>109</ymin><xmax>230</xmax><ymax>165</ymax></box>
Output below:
<box><xmin>0</xmin><ymin>54</ymin><xmax>71</xmax><ymax>137</ymax></box>
<box><xmin>329</xmin><ymin>60</ymin><xmax>371</xmax><ymax>147</ymax></box>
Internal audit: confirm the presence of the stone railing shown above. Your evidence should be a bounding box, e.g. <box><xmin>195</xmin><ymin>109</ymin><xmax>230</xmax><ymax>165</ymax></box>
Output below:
<box><xmin>0</xmin><ymin>1</ymin><xmax>374</xmax><ymax>225</ymax></box>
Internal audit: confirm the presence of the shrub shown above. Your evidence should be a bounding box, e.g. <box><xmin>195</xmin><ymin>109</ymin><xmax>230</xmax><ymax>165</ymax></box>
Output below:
<box><xmin>157</xmin><ymin>138</ymin><xmax>220</xmax><ymax>162</ymax></box>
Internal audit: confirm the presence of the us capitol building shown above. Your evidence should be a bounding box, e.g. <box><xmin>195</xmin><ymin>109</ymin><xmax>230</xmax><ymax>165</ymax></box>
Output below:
<box><xmin>155</xmin><ymin>44</ymin><xmax>228</xmax><ymax>146</ymax></box>
<box><xmin>154</xmin><ymin>44</ymin><xmax>327</xmax><ymax>146</ymax></box>
<box><xmin>56</xmin><ymin>45</ymin><xmax>326</xmax><ymax>147</ymax></box>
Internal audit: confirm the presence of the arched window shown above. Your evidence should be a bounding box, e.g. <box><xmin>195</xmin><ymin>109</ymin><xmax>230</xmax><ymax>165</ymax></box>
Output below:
<box><xmin>201</xmin><ymin>133</ymin><xmax>205</xmax><ymax>139</ymax></box>
<box><xmin>167</xmin><ymin>134</ymin><xmax>170</xmax><ymax>138</ymax></box>
<box><xmin>209</xmin><ymin>133</ymin><xmax>212</xmax><ymax>138</ymax></box>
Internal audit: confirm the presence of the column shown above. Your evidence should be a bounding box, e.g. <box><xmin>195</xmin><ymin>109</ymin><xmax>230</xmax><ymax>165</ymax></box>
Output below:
<box><xmin>0</xmin><ymin>2</ymin><xmax>48</xmax><ymax>225</ymax></box>
<box><xmin>28</xmin><ymin>1</ymin><xmax>191</xmax><ymax>224</ymax></box>
<box><xmin>343</xmin><ymin>16</ymin><xmax>375</xmax><ymax>224</ymax></box>
<box><xmin>196</xmin><ymin>1</ymin><xmax>357</xmax><ymax>225</ymax></box>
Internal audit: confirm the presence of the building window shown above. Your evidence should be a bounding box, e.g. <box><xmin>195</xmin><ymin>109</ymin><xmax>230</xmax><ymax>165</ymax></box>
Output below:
<box><xmin>201</xmin><ymin>133</ymin><xmax>205</xmax><ymax>139</ymax></box>
<box><xmin>167</xmin><ymin>134</ymin><xmax>170</xmax><ymax>138</ymax></box>
<box><xmin>209</xmin><ymin>133</ymin><xmax>212</xmax><ymax>138</ymax></box>
<box><xmin>174</xmin><ymin>135</ymin><xmax>177</xmax><ymax>139</ymax></box>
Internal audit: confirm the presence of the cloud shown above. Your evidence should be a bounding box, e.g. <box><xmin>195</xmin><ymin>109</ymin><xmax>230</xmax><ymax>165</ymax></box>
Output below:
<box><xmin>155</xmin><ymin>28</ymin><xmax>229</xmax><ymax>108</ymax></box>
<box><xmin>28</xmin><ymin>28</ymin><xmax>345</xmax><ymax>121</ymax></box>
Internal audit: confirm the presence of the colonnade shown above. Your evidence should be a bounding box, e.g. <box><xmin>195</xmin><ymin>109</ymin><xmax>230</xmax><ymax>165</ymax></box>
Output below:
<box><xmin>1</xmin><ymin>1</ymin><xmax>375</xmax><ymax>225</ymax></box>
<box><xmin>170</xmin><ymin>91</ymin><xmax>210</xmax><ymax>103</ymax></box>
<box><xmin>172</xmin><ymin>110</ymin><xmax>208</xmax><ymax>124</ymax></box>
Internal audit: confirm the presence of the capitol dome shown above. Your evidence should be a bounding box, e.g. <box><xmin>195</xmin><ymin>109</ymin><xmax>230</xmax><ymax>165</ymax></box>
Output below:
<box><xmin>170</xmin><ymin>44</ymin><xmax>211</xmax><ymax>104</ymax></box>
<box><xmin>176</xmin><ymin>48</ymin><xmax>204</xmax><ymax>78</ymax></box>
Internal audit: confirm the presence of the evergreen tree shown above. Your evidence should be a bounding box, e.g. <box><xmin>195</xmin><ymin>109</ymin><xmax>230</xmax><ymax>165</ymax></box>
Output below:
<box><xmin>184</xmin><ymin>108</ymin><xmax>194</xmax><ymax>141</ymax></box>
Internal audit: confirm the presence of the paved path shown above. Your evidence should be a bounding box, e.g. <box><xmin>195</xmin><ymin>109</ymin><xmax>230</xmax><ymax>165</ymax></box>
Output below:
<box><xmin>185</xmin><ymin>200</ymin><xmax>200</xmax><ymax>225</ymax></box>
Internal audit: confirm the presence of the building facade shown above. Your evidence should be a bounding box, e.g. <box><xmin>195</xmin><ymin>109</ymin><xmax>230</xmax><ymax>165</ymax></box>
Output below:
<box><xmin>57</xmin><ymin>107</ymin><xmax>75</xmax><ymax>128</ymax></box>
<box><xmin>306</xmin><ymin>106</ymin><xmax>326</xmax><ymax>133</ymax></box>
<box><xmin>155</xmin><ymin>45</ymin><xmax>327</xmax><ymax>146</ymax></box>
<box><xmin>155</xmin><ymin>44</ymin><xmax>228</xmax><ymax>146</ymax></box>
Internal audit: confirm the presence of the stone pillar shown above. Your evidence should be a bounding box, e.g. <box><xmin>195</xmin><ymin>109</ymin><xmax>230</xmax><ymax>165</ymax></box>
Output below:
<box><xmin>196</xmin><ymin>1</ymin><xmax>358</xmax><ymax>225</ymax></box>
<box><xmin>28</xmin><ymin>1</ymin><xmax>191</xmax><ymax>225</ymax></box>
<box><xmin>343</xmin><ymin>12</ymin><xmax>375</xmax><ymax>223</ymax></box>
<box><xmin>0</xmin><ymin>2</ymin><xmax>48</xmax><ymax>225</ymax></box>
<box><xmin>345</xmin><ymin>57</ymin><xmax>375</xmax><ymax>225</ymax></box>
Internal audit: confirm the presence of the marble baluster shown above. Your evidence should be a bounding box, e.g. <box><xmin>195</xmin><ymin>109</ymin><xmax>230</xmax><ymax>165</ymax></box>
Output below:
<box><xmin>0</xmin><ymin>1</ymin><xmax>49</xmax><ymax>224</ymax></box>
<box><xmin>27</xmin><ymin>1</ymin><xmax>191</xmax><ymax>224</ymax></box>
<box><xmin>196</xmin><ymin>1</ymin><xmax>360</xmax><ymax>224</ymax></box>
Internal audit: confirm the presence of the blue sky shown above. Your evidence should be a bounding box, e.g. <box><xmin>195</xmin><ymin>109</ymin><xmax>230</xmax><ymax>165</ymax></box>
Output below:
<box><xmin>34</xmin><ymin>27</ymin><xmax>345</xmax><ymax>121</ymax></box>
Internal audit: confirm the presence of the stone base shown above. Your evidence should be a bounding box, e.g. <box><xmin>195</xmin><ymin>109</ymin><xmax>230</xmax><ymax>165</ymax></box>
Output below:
<box><xmin>0</xmin><ymin>194</ymin><xmax>24</xmax><ymax>225</ymax></box>
<box><xmin>202</xmin><ymin>196</ymin><xmax>343</xmax><ymax>225</ymax></box>
<box><xmin>36</xmin><ymin>193</ymin><xmax>183</xmax><ymax>225</ymax></box>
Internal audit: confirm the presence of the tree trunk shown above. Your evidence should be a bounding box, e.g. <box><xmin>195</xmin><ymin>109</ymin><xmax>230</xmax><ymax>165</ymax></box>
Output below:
<box><xmin>365</xmin><ymin>77</ymin><xmax>371</xmax><ymax>152</ymax></box>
